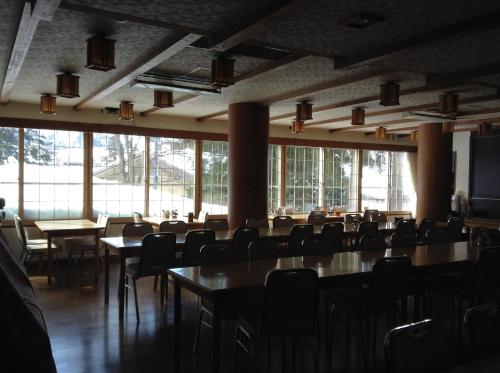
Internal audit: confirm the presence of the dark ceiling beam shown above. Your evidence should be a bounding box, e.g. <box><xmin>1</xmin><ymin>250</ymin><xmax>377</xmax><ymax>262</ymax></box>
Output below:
<box><xmin>335</xmin><ymin>10</ymin><xmax>500</xmax><ymax>69</ymax></box>
<box><xmin>0</xmin><ymin>0</ymin><xmax>61</xmax><ymax>103</ymax></box>
<box><xmin>305</xmin><ymin>93</ymin><xmax>500</xmax><ymax>128</ymax></box>
<box><xmin>75</xmin><ymin>33</ymin><xmax>202</xmax><ymax>110</ymax></box>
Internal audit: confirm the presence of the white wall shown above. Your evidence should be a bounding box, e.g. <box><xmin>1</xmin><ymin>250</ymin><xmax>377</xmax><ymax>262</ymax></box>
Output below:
<box><xmin>452</xmin><ymin>131</ymin><xmax>470</xmax><ymax>198</ymax></box>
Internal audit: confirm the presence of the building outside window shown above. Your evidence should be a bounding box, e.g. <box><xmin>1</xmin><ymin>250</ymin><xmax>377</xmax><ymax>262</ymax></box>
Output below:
<box><xmin>323</xmin><ymin>148</ymin><xmax>358</xmax><ymax>211</ymax></box>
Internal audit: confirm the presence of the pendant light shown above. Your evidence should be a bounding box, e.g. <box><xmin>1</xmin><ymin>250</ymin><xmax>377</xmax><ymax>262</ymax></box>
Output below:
<box><xmin>410</xmin><ymin>130</ymin><xmax>418</xmax><ymax>143</ymax></box>
<box><xmin>154</xmin><ymin>90</ymin><xmax>174</xmax><ymax>108</ymax></box>
<box><xmin>351</xmin><ymin>108</ymin><xmax>365</xmax><ymax>125</ymax></box>
<box><xmin>86</xmin><ymin>35</ymin><xmax>116</xmax><ymax>71</ymax></box>
<box><xmin>211</xmin><ymin>56</ymin><xmax>235</xmax><ymax>87</ymax></box>
<box><xmin>291</xmin><ymin>119</ymin><xmax>304</xmax><ymax>134</ymax></box>
<box><xmin>296</xmin><ymin>102</ymin><xmax>313</xmax><ymax>121</ymax></box>
<box><xmin>442</xmin><ymin>122</ymin><xmax>454</xmax><ymax>134</ymax></box>
<box><xmin>57</xmin><ymin>73</ymin><xmax>80</xmax><ymax>98</ymax></box>
<box><xmin>375</xmin><ymin>127</ymin><xmax>387</xmax><ymax>139</ymax></box>
<box><xmin>439</xmin><ymin>93</ymin><xmax>459</xmax><ymax>114</ymax></box>
<box><xmin>40</xmin><ymin>94</ymin><xmax>56</xmax><ymax>114</ymax></box>
<box><xmin>479</xmin><ymin>123</ymin><xmax>492</xmax><ymax>136</ymax></box>
<box><xmin>379</xmin><ymin>82</ymin><xmax>400</xmax><ymax>106</ymax></box>
<box><xmin>119</xmin><ymin>101</ymin><xmax>134</xmax><ymax>121</ymax></box>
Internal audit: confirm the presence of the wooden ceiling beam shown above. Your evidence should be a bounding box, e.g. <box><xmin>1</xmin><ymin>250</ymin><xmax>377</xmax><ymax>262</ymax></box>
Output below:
<box><xmin>0</xmin><ymin>0</ymin><xmax>61</xmax><ymax>103</ymax></box>
<box><xmin>74</xmin><ymin>33</ymin><xmax>202</xmax><ymax>110</ymax></box>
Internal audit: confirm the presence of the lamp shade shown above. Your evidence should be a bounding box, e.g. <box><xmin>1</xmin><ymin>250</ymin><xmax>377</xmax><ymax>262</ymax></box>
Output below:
<box><xmin>154</xmin><ymin>90</ymin><xmax>174</xmax><ymax>108</ymax></box>
<box><xmin>351</xmin><ymin>108</ymin><xmax>365</xmax><ymax>125</ymax></box>
<box><xmin>211</xmin><ymin>56</ymin><xmax>235</xmax><ymax>87</ymax></box>
<box><xmin>379</xmin><ymin>82</ymin><xmax>400</xmax><ymax>106</ymax></box>
<box><xmin>479</xmin><ymin>123</ymin><xmax>492</xmax><ymax>136</ymax></box>
<box><xmin>410</xmin><ymin>130</ymin><xmax>418</xmax><ymax>142</ymax></box>
<box><xmin>442</xmin><ymin>122</ymin><xmax>454</xmax><ymax>134</ymax></box>
<box><xmin>439</xmin><ymin>93</ymin><xmax>459</xmax><ymax>114</ymax></box>
<box><xmin>375</xmin><ymin>127</ymin><xmax>387</xmax><ymax>139</ymax></box>
<box><xmin>86</xmin><ymin>35</ymin><xmax>116</xmax><ymax>71</ymax></box>
<box><xmin>40</xmin><ymin>94</ymin><xmax>56</xmax><ymax>114</ymax></box>
<box><xmin>119</xmin><ymin>101</ymin><xmax>134</xmax><ymax>120</ymax></box>
<box><xmin>56</xmin><ymin>73</ymin><xmax>79</xmax><ymax>98</ymax></box>
<box><xmin>292</xmin><ymin>119</ymin><xmax>304</xmax><ymax>134</ymax></box>
<box><xmin>296</xmin><ymin>102</ymin><xmax>313</xmax><ymax>121</ymax></box>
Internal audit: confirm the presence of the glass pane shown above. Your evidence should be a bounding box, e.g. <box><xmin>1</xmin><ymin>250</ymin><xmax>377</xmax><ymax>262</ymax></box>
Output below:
<box><xmin>0</xmin><ymin>127</ymin><xmax>19</xmax><ymax>218</ymax></box>
<box><xmin>201</xmin><ymin>141</ymin><xmax>228</xmax><ymax>215</ymax></box>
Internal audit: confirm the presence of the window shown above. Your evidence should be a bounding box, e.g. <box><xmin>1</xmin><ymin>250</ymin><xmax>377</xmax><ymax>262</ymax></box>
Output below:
<box><xmin>286</xmin><ymin>145</ymin><xmax>321</xmax><ymax>213</ymax></box>
<box><xmin>361</xmin><ymin>150</ymin><xmax>389</xmax><ymax>210</ymax></box>
<box><xmin>389</xmin><ymin>152</ymin><xmax>416</xmax><ymax>211</ymax></box>
<box><xmin>323</xmin><ymin>148</ymin><xmax>358</xmax><ymax>211</ymax></box>
<box><xmin>24</xmin><ymin>129</ymin><xmax>84</xmax><ymax>220</ymax></box>
<box><xmin>93</xmin><ymin>133</ymin><xmax>145</xmax><ymax>217</ymax></box>
<box><xmin>268</xmin><ymin>144</ymin><xmax>281</xmax><ymax>212</ymax></box>
<box><xmin>149</xmin><ymin>137</ymin><xmax>195</xmax><ymax>217</ymax></box>
<box><xmin>0</xmin><ymin>128</ymin><xmax>19</xmax><ymax>219</ymax></box>
<box><xmin>202</xmin><ymin>141</ymin><xmax>228</xmax><ymax>214</ymax></box>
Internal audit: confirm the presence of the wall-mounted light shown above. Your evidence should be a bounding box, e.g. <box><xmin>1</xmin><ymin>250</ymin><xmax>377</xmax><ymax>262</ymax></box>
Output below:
<box><xmin>379</xmin><ymin>82</ymin><xmax>400</xmax><ymax>106</ymax></box>
<box><xmin>119</xmin><ymin>101</ymin><xmax>134</xmax><ymax>120</ymax></box>
<box><xmin>86</xmin><ymin>35</ymin><xmax>116</xmax><ymax>71</ymax></box>
<box><xmin>154</xmin><ymin>90</ymin><xmax>174</xmax><ymax>108</ymax></box>
<box><xmin>211</xmin><ymin>56</ymin><xmax>235</xmax><ymax>87</ymax></box>
<box><xmin>351</xmin><ymin>108</ymin><xmax>365</xmax><ymax>125</ymax></box>
<box><xmin>56</xmin><ymin>73</ymin><xmax>80</xmax><ymax>98</ymax></box>
<box><xmin>296</xmin><ymin>102</ymin><xmax>313</xmax><ymax>121</ymax></box>
<box><xmin>40</xmin><ymin>94</ymin><xmax>56</xmax><ymax>114</ymax></box>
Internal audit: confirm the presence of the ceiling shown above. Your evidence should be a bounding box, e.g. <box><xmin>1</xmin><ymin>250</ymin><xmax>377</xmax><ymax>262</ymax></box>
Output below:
<box><xmin>1</xmin><ymin>0</ymin><xmax>500</xmax><ymax>135</ymax></box>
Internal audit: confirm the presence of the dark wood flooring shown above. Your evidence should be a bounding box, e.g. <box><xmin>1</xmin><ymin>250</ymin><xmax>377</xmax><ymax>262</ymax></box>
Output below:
<box><xmin>31</xmin><ymin>260</ymin><xmax>460</xmax><ymax>373</ymax></box>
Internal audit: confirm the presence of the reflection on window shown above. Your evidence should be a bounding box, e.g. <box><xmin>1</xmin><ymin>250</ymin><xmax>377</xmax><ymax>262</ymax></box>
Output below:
<box><xmin>268</xmin><ymin>144</ymin><xmax>281</xmax><ymax>213</ymax></box>
<box><xmin>286</xmin><ymin>146</ymin><xmax>321</xmax><ymax>213</ymax></box>
<box><xmin>0</xmin><ymin>128</ymin><xmax>19</xmax><ymax>218</ymax></box>
<box><xmin>93</xmin><ymin>134</ymin><xmax>145</xmax><ymax>217</ymax></box>
<box><xmin>323</xmin><ymin>148</ymin><xmax>358</xmax><ymax>211</ymax></box>
<box><xmin>149</xmin><ymin>137</ymin><xmax>195</xmax><ymax>217</ymax></box>
<box><xmin>202</xmin><ymin>141</ymin><xmax>228</xmax><ymax>215</ymax></box>
<box><xmin>361</xmin><ymin>150</ymin><xmax>389</xmax><ymax>210</ymax></box>
<box><xmin>24</xmin><ymin>129</ymin><xmax>84</xmax><ymax>220</ymax></box>
<box><xmin>389</xmin><ymin>152</ymin><xmax>416</xmax><ymax>211</ymax></box>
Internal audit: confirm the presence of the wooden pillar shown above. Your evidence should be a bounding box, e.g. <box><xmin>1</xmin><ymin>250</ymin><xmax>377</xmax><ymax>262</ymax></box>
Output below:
<box><xmin>416</xmin><ymin>123</ymin><xmax>453</xmax><ymax>222</ymax></box>
<box><xmin>228</xmin><ymin>103</ymin><xmax>269</xmax><ymax>229</ymax></box>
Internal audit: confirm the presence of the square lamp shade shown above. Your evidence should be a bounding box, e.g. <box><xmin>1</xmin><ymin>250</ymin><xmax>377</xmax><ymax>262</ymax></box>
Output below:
<box><xmin>40</xmin><ymin>95</ymin><xmax>56</xmax><ymax>114</ymax></box>
<box><xmin>439</xmin><ymin>93</ymin><xmax>459</xmax><ymax>114</ymax></box>
<box><xmin>296</xmin><ymin>102</ymin><xmax>313</xmax><ymax>121</ymax></box>
<box><xmin>154</xmin><ymin>90</ymin><xmax>174</xmax><ymax>108</ymax></box>
<box><xmin>379</xmin><ymin>82</ymin><xmax>400</xmax><ymax>106</ymax></box>
<box><xmin>291</xmin><ymin>119</ymin><xmax>304</xmax><ymax>134</ymax></box>
<box><xmin>119</xmin><ymin>101</ymin><xmax>134</xmax><ymax>120</ymax></box>
<box><xmin>56</xmin><ymin>73</ymin><xmax>79</xmax><ymax>98</ymax></box>
<box><xmin>351</xmin><ymin>108</ymin><xmax>365</xmax><ymax>125</ymax></box>
<box><xmin>86</xmin><ymin>35</ymin><xmax>116</xmax><ymax>71</ymax></box>
<box><xmin>211</xmin><ymin>57</ymin><xmax>235</xmax><ymax>87</ymax></box>
<box><xmin>375</xmin><ymin>127</ymin><xmax>387</xmax><ymax>139</ymax></box>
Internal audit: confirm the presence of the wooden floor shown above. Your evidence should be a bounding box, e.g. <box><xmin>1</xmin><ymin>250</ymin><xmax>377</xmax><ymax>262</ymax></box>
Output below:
<box><xmin>31</xmin><ymin>260</ymin><xmax>458</xmax><ymax>373</ymax></box>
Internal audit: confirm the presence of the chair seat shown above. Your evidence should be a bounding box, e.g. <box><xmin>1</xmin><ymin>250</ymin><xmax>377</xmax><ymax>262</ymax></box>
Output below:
<box><xmin>26</xmin><ymin>241</ymin><xmax>61</xmax><ymax>254</ymax></box>
<box><xmin>64</xmin><ymin>236</ymin><xmax>97</xmax><ymax>252</ymax></box>
<box><xmin>125</xmin><ymin>257</ymin><xmax>169</xmax><ymax>278</ymax></box>
<box><xmin>27</xmin><ymin>238</ymin><xmax>49</xmax><ymax>245</ymax></box>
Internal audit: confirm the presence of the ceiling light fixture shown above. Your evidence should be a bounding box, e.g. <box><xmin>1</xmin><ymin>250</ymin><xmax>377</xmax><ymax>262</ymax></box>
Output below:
<box><xmin>154</xmin><ymin>90</ymin><xmax>174</xmax><ymax>108</ymax></box>
<box><xmin>119</xmin><ymin>101</ymin><xmax>134</xmax><ymax>121</ymax></box>
<box><xmin>379</xmin><ymin>82</ymin><xmax>400</xmax><ymax>106</ymax></box>
<box><xmin>296</xmin><ymin>102</ymin><xmax>313</xmax><ymax>121</ymax></box>
<box><xmin>40</xmin><ymin>94</ymin><xmax>56</xmax><ymax>115</ymax></box>
<box><xmin>439</xmin><ymin>93</ymin><xmax>459</xmax><ymax>114</ymax></box>
<box><xmin>211</xmin><ymin>56</ymin><xmax>235</xmax><ymax>87</ymax></box>
<box><xmin>291</xmin><ymin>119</ymin><xmax>304</xmax><ymax>134</ymax></box>
<box><xmin>479</xmin><ymin>123</ymin><xmax>492</xmax><ymax>136</ymax></box>
<box><xmin>351</xmin><ymin>108</ymin><xmax>365</xmax><ymax>125</ymax></box>
<box><xmin>442</xmin><ymin>122</ymin><xmax>454</xmax><ymax>134</ymax></box>
<box><xmin>56</xmin><ymin>73</ymin><xmax>80</xmax><ymax>98</ymax></box>
<box><xmin>410</xmin><ymin>130</ymin><xmax>418</xmax><ymax>143</ymax></box>
<box><xmin>375</xmin><ymin>127</ymin><xmax>387</xmax><ymax>139</ymax></box>
<box><xmin>86</xmin><ymin>35</ymin><xmax>116</xmax><ymax>71</ymax></box>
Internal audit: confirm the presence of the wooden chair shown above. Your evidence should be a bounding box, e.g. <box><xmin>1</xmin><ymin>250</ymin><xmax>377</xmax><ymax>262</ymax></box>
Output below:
<box><xmin>203</xmin><ymin>219</ymin><xmax>229</xmax><ymax>231</ymax></box>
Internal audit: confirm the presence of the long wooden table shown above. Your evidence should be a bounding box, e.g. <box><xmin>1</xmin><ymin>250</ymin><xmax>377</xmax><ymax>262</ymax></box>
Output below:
<box><xmin>35</xmin><ymin>219</ymin><xmax>105</xmax><ymax>285</ymax></box>
<box><xmin>168</xmin><ymin>241</ymin><xmax>477</xmax><ymax>373</ymax></box>
<box><xmin>101</xmin><ymin>222</ymin><xmax>397</xmax><ymax>319</ymax></box>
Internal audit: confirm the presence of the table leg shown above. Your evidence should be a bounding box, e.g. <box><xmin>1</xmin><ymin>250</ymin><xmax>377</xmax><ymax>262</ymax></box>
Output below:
<box><xmin>94</xmin><ymin>231</ymin><xmax>99</xmax><ymax>284</ymax></box>
<box><xmin>174</xmin><ymin>278</ymin><xmax>181</xmax><ymax>372</ymax></box>
<box><xmin>104</xmin><ymin>245</ymin><xmax>109</xmax><ymax>305</ymax></box>
<box><xmin>118</xmin><ymin>253</ymin><xmax>126</xmax><ymax>319</ymax></box>
<box><xmin>211</xmin><ymin>300</ymin><xmax>221</xmax><ymax>373</ymax></box>
<box><xmin>47</xmin><ymin>234</ymin><xmax>53</xmax><ymax>285</ymax></box>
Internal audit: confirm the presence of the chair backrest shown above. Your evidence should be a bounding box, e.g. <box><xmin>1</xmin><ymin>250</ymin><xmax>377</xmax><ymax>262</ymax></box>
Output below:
<box><xmin>96</xmin><ymin>212</ymin><xmax>104</xmax><ymax>226</ymax></box>
<box><xmin>13</xmin><ymin>214</ymin><xmax>28</xmax><ymax>262</ymax></box>
<box><xmin>197</xmin><ymin>210</ymin><xmax>208</xmax><ymax>222</ymax></box>
<box><xmin>358</xmin><ymin>221</ymin><xmax>379</xmax><ymax>236</ymax></box>
<box><xmin>395</xmin><ymin>219</ymin><xmax>416</xmax><ymax>235</ymax></box>
<box><xmin>159</xmin><ymin>220</ymin><xmax>187</xmax><ymax>233</ymax></box>
<box><xmin>344</xmin><ymin>213</ymin><xmax>362</xmax><ymax>224</ymax></box>
<box><xmin>471</xmin><ymin>226</ymin><xmax>495</xmax><ymax>247</ymax></box>
<box><xmin>307</xmin><ymin>210</ymin><xmax>326</xmax><ymax>226</ymax></box>
<box><xmin>371</xmin><ymin>212</ymin><xmax>387</xmax><ymax>223</ymax></box>
<box><xmin>137</xmin><ymin>232</ymin><xmax>176</xmax><ymax>277</ymax></box>
<box><xmin>288</xmin><ymin>224</ymin><xmax>313</xmax><ymax>256</ymax></box>
<box><xmin>122</xmin><ymin>222</ymin><xmax>153</xmax><ymax>238</ymax></box>
<box><xmin>248</xmin><ymin>239</ymin><xmax>279</xmax><ymax>261</ymax></box>
<box><xmin>200</xmin><ymin>243</ymin><xmax>234</xmax><ymax>265</ymax></box>
<box><xmin>471</xmin><ymin>246</ymin><xmax>500</xmax><ymax>298</ymax></box>
<box><xmin>384</xmin><ymin>319</ymin><xmax>452</xmax><ymax>373</ymax></box>
<box><xmin>426</xmin><ymin>228</ymin><xmax>449</xmax><ymax>245</ymax></box>
<box><xmin>363</xmin><ymin>209</ymin><xmax>379</xmax><ymax>221</ymax></box>
<box><xmin>464</xmin><ymin>304</ymin><xmax>500</xmax><ymax>359</ymax></box>
<box><xmin>358</xmin><ymin>234</ymin><xmax>387</xmax><ymax>251</ymax></box>
<box><xmin>368</xmin><ymin>256</ymin><xmax>412</xmax><ymax>311</ymax></box>
<box><xmin>259</xmin><ymin>269</ymin><xmax>318</xmax><ymax>338</ymax></box>
<box><xmin>447</xmin><ymin>216</ymin><xmax>464</xmax><ymax>242</ymax></box>
<box><xmin>99</xmin><ymin>214</ymin><xmax>110</xmax><ymax>238</ymax></box>
<box><xmin>203</xmin><ymin>219</ymin><xmax>229</xmax><ymax>231</ymax></box>
<box><xmin>272</xmin><ymin>215</ymin><xmax>293</xmax><ymax>228</ymax></box>
<box><xmin>417</xmin><ymin>218</ymin><xmax>437</xmax><ymax>242</ymax></box>
<box><xmin>182</xmin><ymin>229</ymin><xmax>216</xmax><ymax>266</ymax></box>
<box><xmin>232</xmin><ymin>227</ymin><xmax>259</xmax><ymax>260</ymax></box>
<box><xmin>245</xmin><ymin>217</ymin><xmax>269</xmax><ymax>229</ymax></box>
<box><xmin>390</xmin><ymin>232</ymin><xmax>417</xmax><ymax>249</ymax></box>
<box><xmin>132</xmin><ymin>211</ymin><xmax>143</xmax><ymax>224</ymax></box>
<box><xmin>318</xmin><ymin>223</ymin><xmax>344</xmax><ymax>253</ymax></box>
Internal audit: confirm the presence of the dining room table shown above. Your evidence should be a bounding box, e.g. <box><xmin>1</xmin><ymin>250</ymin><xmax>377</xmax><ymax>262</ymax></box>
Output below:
<box><xmin>34</xmin><ymin>219</ymin><xmax>106</xmax><ymax>285</ymax></box>
<box><xmin>168</xmin><ymin>240</ymin><xmax>478</xmax><ymax>373</ymax></box>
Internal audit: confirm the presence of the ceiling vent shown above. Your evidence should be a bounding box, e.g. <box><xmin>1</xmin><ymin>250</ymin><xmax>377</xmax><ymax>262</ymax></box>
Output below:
<box><xmin>132</xmin><ymin>72</ymin><xmax>221</xmax><ymax>95</ymax></box>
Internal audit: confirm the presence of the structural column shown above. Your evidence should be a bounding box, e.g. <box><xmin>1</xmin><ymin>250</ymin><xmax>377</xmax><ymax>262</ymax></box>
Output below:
<box><xmin>228</xmin><ymin>103</ymin><xmax>269</xmax><ymax>229</ymax></box>
<box><xmin>416</xmin><ymin>123</ymin><xmax>453</xmax><ymax>222</ymax></box>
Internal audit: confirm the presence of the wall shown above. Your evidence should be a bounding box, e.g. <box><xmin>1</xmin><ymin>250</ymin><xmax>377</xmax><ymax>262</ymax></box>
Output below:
<box><xmin>452</xmin><ymin>131</ymin><xmax>470</xmax><ymax>198</ymax></box>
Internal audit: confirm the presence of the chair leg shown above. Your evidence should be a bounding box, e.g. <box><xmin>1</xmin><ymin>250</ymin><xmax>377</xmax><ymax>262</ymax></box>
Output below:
<box><xmin>193</xmin><ymin>308</ymin><xmax>203</xmax><ymax>354</ymax></box>
<box><xmin>160</xmin><ymin>274</ymin><xmax>165</xmax><ymax>306</ymax></box>
<box><xmin>372</xmin><ymin>314</ymin><xmax>378</xmax><ymax>359</ymax></box>
<box><xmin>125</xmin><ymin>275</ymin><xmax>129</xmax><ymax>308</ymax></box>
<box><xmin>281</xmin><ymin>337</ymin><xmax>287</xmax><ymax>373</ymax></box>
<box><xmin>234</xmin><ymin>326</ymin><xmax>240</xmax><ymax>373</ymax></box>
<box><xmin>357</xmin><ymin>315</ymin><xmax>368</xmax><ymax>371</ymax></box>
<box><xmin>133</xmin><ymin>279</ymin><xmax>140</xmax><ymax>323</ymax></box>
<box><xmin>292</xmin><ymin>336</ymin><xmax>296</xmax><ymax>373</ymax></box>
<box><xmin>268</xmin><ymin>336</ymin><xmax>272</xmax><ymax>373</ymax></box>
